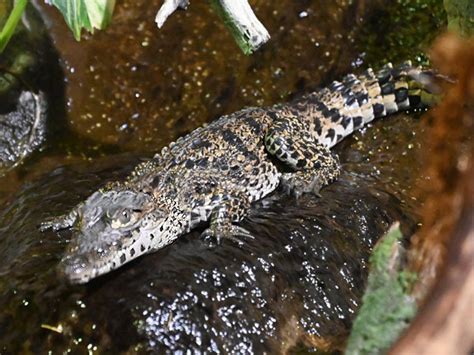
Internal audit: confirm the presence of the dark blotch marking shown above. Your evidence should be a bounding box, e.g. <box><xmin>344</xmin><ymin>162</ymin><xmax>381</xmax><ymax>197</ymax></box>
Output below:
<box><xmin>355</xmin><ymin>92</ymin><xmax>369</xmax><ymax>106</ymax></box>
<box><xmin>373</xmin><ymin>103</ymin><xmax>385</xmax><ymax>116</ymax></box>
<box><xmin>395</xmin><ymin>88</ymin><xmax>408</xmax><ymax>103</ymax></box>
<box><xmin>120</xmin><ymin>254</ymin><xmax>126</xmax><ymax>264</ymax></box>
<box><xmin>345</xmin><ymin>95</ymin><xmax>357</xmax><ymax>107</ymax></box>
<box><xmin>391</xmin><ymin>68</ymin><xmax>402</xmax><ymax>79</ymax></box>
<box><xmin>329</xmin><ymin>109</ymin><xmax>341</xmax><ymax>123</ymax></box>
<box><xmin>381</xmin><ymin>82</ymin><xmax>395</xmax><ymax>96</ymax></box>
<box><xmin>130</xmin><ymin>248</ymin><xmax>135</xmax><ymax>257</ymax></box>
<box><xmin>409</xmin><ymin>95</ymin><xmax>421</xmax><ymax>107</ymax></box>
<box><xmin>353</xmin><ymin>116</ymin><xmax>364</xmax><ymax>129</ymax></box>
<box><xmin>222</xmin><ymin>129</ymin><xmax>242</xmax><ymax>145</ymax></box>
<box><xmin>196</xmin><ymin>158</ymin><xmax>208</xmax><ymax>168</ymax></box>
<box><xmin>377</xmin><ymin>70</ymin><xmax>391</xmax><ymax>85</ymax></box>
<box><xmin>245</xmin><ymin>117</ymin><xmax>262</xmax><ymax>132</ymax></box>
<box><xmin>190</xmin><ymin>137</ymin><xmax>212</xmax><ymax>150</ymax></box>
<box><xmin>151</xmin><ymin>175</ymin><xmax>161</xmax><ymax>188</ymax></box>
<box><xmin>326</xmin><ymin>128</ymin><xmax>336</xmax><ymax>141</ymax></box>
<box><xmin>341</xmin><ymin>116</ymin><xmax>352</xmax><ymax>130</ymax></box>
<box><xmin>267</xmin><ymin>111</ymin><xmax>279</xmax><ymax>121</ymax></box>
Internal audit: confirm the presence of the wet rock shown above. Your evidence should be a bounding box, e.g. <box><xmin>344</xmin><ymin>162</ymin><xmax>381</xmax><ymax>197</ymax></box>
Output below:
<box><xmin>0</xmin><ymin>114</ymin><xmax>423</xmax><ymax>353</ymax></box>
<box><xmin>95</xmin><ymin>184</ymin><xmax>411</xmax><ymax>353</ymax></box>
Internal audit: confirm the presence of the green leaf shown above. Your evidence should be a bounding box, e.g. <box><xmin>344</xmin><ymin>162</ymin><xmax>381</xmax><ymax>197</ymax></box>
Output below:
<box><xmin>46</xmin><ymin>0</ymin><xmax>116</xmax><ymax>40</ymax></box>
<box><xmin>0</xmin><ymin>0</ymin><xmax>28</xmax><ymax>53</ymax></box>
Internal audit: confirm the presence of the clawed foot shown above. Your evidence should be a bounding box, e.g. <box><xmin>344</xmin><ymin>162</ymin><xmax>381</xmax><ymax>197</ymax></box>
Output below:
<box><xmin>280</xmin><ymin>172</ymin><xmax>324</xmax><ymax>198</ymax></box>
<box><xmin>39</xmin><ymin>212</ymin><xmax>77</xmax><ymax>232</ymax></box>
<box><xmin>201</xmin><ymin>223</ymin><xmax>254</xmax><ymax>246</ymax></box>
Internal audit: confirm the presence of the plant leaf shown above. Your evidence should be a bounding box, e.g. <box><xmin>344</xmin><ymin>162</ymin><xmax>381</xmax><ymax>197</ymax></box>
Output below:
<box><xmin>0</xmin><ymin>0</ymin><xmax>28</xmax><ymax>53</ymax></box>
<box><xmin>45</xmin><ymin>0</ymin><xmax>115</xmax><ymax>40</ymax></box>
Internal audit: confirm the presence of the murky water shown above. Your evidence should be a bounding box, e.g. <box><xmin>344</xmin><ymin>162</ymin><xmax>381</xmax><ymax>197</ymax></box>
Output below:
<box><xmin>0</xmin><ymin>0</ymin><xmax>444</xmax><ymax>353</ymax></box>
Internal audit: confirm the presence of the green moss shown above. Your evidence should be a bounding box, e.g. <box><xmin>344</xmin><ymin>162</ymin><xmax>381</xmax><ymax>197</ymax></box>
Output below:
<box><xmin>444</xmin><ymin>0</ymin><xmax>474</xmax><ymax>36</ymax></box>
<box><xmin>358</xmin><ymin>0</ymin><xmax>446</xmax><ymax>67</ymax></box>
<box><xmin>345</xmin><ymin>224</ymin><xmax>417</xmax><ymax>355</ymax></box>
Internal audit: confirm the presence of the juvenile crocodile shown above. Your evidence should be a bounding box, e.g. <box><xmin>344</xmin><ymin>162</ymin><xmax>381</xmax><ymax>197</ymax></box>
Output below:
<box><xmin>41</xmin><ymin>62</ymin><xmax>439</xmax><ymax>284</ymax></box>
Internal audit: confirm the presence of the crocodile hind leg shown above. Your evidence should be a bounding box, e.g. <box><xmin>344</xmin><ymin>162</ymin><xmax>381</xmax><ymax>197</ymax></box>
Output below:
<box><xmin>201</xmin><ymin>190</ymin><xmax>254</xmax><ymax>244</ymax></box>
<box><xmin>265</xmin><ymin>118</ymin><xmax>340</xmax><ymax>198</ymax></box>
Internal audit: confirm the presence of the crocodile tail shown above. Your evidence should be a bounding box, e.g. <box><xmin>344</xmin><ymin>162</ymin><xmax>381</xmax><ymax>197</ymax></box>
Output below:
<box><xmin>316</xmin><ymin>61</ymin><xmax>442</xmax><ymax>147</ymax></box>
<box><xmin>358</xmin><ymin>61</ymin><xmax>440</xmax><ymax>121</ymax></box>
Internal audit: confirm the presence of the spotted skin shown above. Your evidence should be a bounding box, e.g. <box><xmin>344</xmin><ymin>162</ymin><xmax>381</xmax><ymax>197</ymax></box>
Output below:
<box><xmin>41</xmin><ymin>62</ymin><xmax>439</xmax><ymax>283</ymax></box>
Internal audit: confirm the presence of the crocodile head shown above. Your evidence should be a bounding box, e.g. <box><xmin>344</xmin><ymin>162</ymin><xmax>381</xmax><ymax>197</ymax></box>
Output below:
<box><xmin>60</xmin><ymin>188</ymin><xmax>186</xmax><ymax>284</ymax></box>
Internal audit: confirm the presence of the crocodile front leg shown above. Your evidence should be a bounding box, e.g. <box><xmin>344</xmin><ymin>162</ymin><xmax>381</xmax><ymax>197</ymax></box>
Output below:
<box><xmin>201</xmin><ymin>190</ymin><xmax>253</xmax><ymax>244</ymax></box>
<box><xmin>39</xmin><ymin>206</ymin><xmax>81</xmax><ymax>232</ymax></box>
<box><xmin>265</xmin><ymin>117</ymin><xmax>340</xmax><ymax>198</ymax></box>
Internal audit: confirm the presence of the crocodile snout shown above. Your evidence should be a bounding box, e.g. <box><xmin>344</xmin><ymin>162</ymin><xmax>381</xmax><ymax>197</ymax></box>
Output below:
<box><xmin>58</xmin><ymin>254</ymin><xmax>92</xmax><ymax>284</ymax></box>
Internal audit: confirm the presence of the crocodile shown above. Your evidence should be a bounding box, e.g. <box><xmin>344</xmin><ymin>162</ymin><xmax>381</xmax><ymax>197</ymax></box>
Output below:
<box><xmin>41</xmin><ymin>61</ymin><xmax>440</xmax><ymax>284</ymax></box>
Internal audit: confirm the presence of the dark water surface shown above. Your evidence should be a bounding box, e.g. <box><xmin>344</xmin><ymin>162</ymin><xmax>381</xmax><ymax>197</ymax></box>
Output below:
<box><xmin>0</xmin><ymin>0</ymin><xmax>444</xmax><ymax>353</ymax></box>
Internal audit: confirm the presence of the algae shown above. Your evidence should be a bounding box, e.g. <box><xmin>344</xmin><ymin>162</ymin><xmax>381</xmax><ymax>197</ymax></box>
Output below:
<box><xmin>345</xmin><ymin>224</ymin><xmax>417</xmax><ymax>355</ymax></box>
<box><xmin>444</xmin><ymin>0</ymin><xmax>474</xmax><ymax>36</ymax></box>
<box><xmin>357</xmin><ymin>0</ymin><xmax>446</xmax><ymax>67</ymax></box>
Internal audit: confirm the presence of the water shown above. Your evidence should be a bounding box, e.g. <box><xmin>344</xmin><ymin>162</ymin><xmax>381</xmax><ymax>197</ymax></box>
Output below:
<box><xmin>0</xmin><ymin>0</ymin><xmax>444</xmax><ymax>352</ymax></box>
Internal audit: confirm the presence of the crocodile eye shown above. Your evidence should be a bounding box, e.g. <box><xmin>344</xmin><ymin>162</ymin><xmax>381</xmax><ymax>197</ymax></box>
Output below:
<box><xmin>119</xmin><ymin>210</ymin><xmax>131</xmax><ymax>224</ymax></box>
<box><xmin>110</xmin><ymin>209</ymin><xmax>139</xmax><ymax>229</ymax></box>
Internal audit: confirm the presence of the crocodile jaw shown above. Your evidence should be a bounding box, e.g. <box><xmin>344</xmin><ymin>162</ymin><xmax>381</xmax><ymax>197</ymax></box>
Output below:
<box><xmin>60</xmin><ymin>214</ymin><xmax>186</xmax><ymax>284</ymax></box>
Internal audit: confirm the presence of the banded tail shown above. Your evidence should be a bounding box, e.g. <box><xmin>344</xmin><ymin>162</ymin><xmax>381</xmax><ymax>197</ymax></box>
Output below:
<box><xmin>306</xmin><ymin>61</ymin><xmax>441</xmax><ymax>148</ymax></box>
